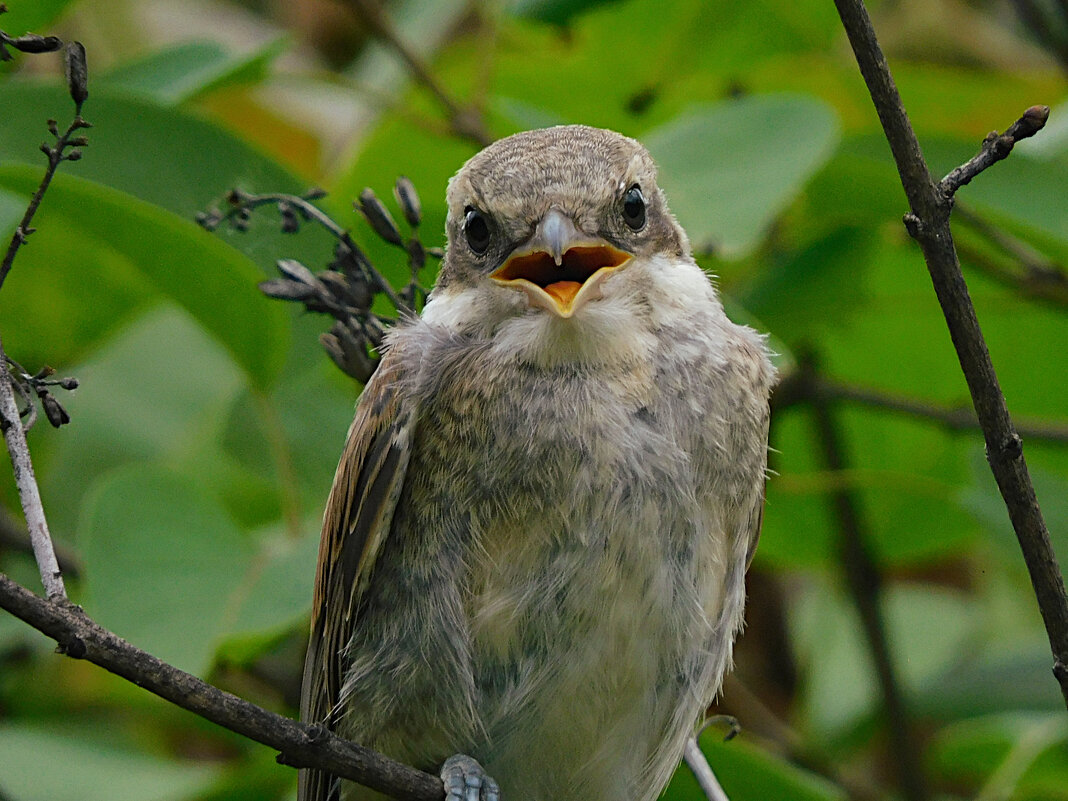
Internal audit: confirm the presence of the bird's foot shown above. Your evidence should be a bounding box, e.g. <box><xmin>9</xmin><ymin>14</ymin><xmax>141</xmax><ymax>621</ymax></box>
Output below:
<box><xmin>440</xmin><ymin>753</ymin><xmax>500</xmax><ymax>801</ymax></box>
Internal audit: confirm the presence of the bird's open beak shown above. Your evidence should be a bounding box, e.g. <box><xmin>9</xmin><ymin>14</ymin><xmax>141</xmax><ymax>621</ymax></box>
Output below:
<box><xmin>490</xmin><ymin>208</ymin><xmax>631</xmax><ymax>318</ymax></box>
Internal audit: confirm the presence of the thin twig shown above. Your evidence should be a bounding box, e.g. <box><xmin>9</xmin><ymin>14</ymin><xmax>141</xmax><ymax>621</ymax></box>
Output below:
<box><xmin>347</xmin><ymin>0</ymin><xmax>492</xmax><ymax>147</ymax></box>
<box><xmin>957</xmin><ymin>241</ymin><xmax>1068</xmax><ymax>310</ymax></box>
<box><xmin>940</xmin><ymin>106</ymin><xmax>1050</xmax><ymax>195</ymax></box>
<box><xmin>1008</xmin><ymin>0</ymin><xmax>1068</xmax><ymax>74</ymax></box>
<box><xmin>833</xmin><ymin>0</ymin><xmax>1068</xmax><ymax>711</ymax></box>
<box><xmin>0</xmin><ymin>113</ymin><xmax>90</xmax><ymax>292</ymax></box>
<box><xmin>773</xmin><ymin>370</ymin><xmax>1068</xmax><ymax>444</ymax></box>
<box><xmin>0</xmin><ymin>338</ymin><xmax>65</xmax><ymax>599</ymax></box>
<box><xmin>0</xmin><ymin>573</ymin><xmax>444</xmax><ymax>801</ymax></box>
<box><xmin>212</xmin><ymin>190</ymin><xmax>408</xmax><ymax>313</ymax></box>
<box><xmin>684</xmin><ymin>738</ymin><xmax>730</xmax><ymax>801</ymax></box>
<box><xmin>953</xmin><ymin>203</ymin><xmax>1068</xmax><ymax>309</ymax></box>
<box><xmin>0</xmin><ymin>506</ymin><xmax>81</xmax><ymax>577</ymax></box>
<box><xmin>800</xmin><ymin>354</ymin><xmax>929</xmax><ymax>801</ymax></box>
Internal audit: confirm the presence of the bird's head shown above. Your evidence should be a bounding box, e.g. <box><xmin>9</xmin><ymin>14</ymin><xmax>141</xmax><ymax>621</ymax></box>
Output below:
<box><xmin>426</xmin><ymin>125</ymin><xmax>693</xmax><ymax>340</ymax></box>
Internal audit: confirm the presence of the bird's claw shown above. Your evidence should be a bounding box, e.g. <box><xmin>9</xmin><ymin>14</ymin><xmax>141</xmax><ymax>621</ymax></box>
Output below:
<box><xmin>440</xmin><ymin>753</ymin><xmax>500</xmax><ymax>801</ymax></box>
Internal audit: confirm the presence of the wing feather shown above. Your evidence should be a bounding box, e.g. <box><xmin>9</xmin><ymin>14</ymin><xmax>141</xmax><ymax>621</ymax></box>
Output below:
<box><xmin>298</xmin><ymin>349</ymin><xmax>415</xmax><ymax>801</ymax></box>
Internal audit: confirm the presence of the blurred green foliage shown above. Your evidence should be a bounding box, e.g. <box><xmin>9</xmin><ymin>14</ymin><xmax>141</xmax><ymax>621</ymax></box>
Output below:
<box><xmin>0</xmin><ymin>0</ymin><xmax>1066</xmax><ymax>800</ymax></box>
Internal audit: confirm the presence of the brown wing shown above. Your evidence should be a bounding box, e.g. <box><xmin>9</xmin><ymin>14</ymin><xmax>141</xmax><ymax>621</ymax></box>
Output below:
<box><xmin>744</xmin><ymin>479</ymin><xmax>766</xmax><ymax>571</ymax></box>
<box><xmin>299</xmin><ymin>349</ymin><xmax>416</xmax><ymax>801</ymax></box>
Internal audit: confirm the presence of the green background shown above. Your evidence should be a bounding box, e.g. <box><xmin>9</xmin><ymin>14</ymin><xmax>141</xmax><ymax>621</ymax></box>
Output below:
<box><xmin>1</xmin><ymin>1</ymin><xmax>1066</xmax><ymax>799</ymax></box>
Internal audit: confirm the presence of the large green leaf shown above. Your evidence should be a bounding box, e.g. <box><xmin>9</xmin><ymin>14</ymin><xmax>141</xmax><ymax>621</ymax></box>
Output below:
<box><xmin>98</xmin><ymin>38</ymin><xmax>289</xmax><ymax>106</ymax></box>
<box><xmin>0</xmin><ymin>724</ymin><xmax>217</xmax><ymax>801</ymax></box>
<box><xmin>79</xmin><ymin>463</ymin><xmax>319</xmax><ymax>675</ymax></box>
<box><xmin>79</xmin><ymin>466</ymin><xmax>255</xmax><ymax>674</ymax></box>
<box><xmin>0</xmin><ymin>166</ymin><xmax>289</xmax><ymax>389</ymax></box>
<box><xmin>0</xmin><ymin>0</ymin><xmax>74</xmax><ymax>38</ymax></box>
<box><xmin>643</xmin><ymin>95</ymin><xmax>839</xmax><ymax>256</ymax></box>
<box><xmin>0</xmin><ymin>83</ymin><xmax>331</xmax><ymax>275</ymax></box>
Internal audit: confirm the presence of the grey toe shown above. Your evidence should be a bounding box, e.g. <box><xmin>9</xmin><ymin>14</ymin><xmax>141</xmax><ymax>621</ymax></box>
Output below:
<box><xmin>440</xmin><ymin>754</ymin><xmax>499</xmax><ymax>801</ymax></box>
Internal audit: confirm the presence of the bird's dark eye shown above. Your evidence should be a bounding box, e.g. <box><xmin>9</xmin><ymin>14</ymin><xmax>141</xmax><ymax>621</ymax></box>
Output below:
<box><xmin>463</xmin><ymin>206</ymin><xmax>491</xmax><ymax>254</ymax></box>
<box><xmin>622</xmin><ymin>184</ymin><xmax>646</xmax><ymax>231</ymax></box>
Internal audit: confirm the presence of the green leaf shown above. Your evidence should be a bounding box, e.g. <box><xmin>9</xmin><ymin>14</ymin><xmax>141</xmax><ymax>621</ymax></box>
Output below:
<box><xmin>79</xmin><ymin>466</ymin><xmax>255</xmax><ymax>674</ymax></box>
<box><xmin>40</xmin><ymin>308</ymin><xmax>246</xmax><ymax>537</ymax></box>
<box><xmin>0</xmin><ymin>724</ymin><xmax>217</xmax><ymax>801</ymax></box>
<box><xmin>0</xmin><ymin>166</ymin><xmax>289</xmax><ymax>389</ymax></box>
<box><xmin>643</xmin><ymin>95</ymin><xmax>840</xmax><ymax>257</ymax></box>
<box><xmin>0</xmin><ymin>83</ymin><xmax>329</xmax><ymax>275</ymax></box>
<box><xmin>0</xmin><ymin>186</ymin><xmax>24</xmax><ymax>231</ymax></box>
<box><xmin>0</xmin><ymin>0</ymin><xmax>74</xmax><ymax>37</ymax></box>
<box><xmin>98</xmin><ymin>39</ymin><xmax>288</xmax><ymax>106</ymax></box>
<box><xmin>79</xmin><ymin>463</ymin><xmax>319</xmax><ymax>675</ymax></box>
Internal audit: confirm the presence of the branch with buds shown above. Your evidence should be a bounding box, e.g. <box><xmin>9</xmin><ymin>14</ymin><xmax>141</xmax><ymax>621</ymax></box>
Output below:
<box><xmin>197</xmin><ymin>179</ymin><xmax>442</xmax><ymax>383</ymax></box>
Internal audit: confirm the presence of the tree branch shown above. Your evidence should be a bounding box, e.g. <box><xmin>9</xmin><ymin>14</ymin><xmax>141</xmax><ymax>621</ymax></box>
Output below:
<box><xmin>953</xmin><ymin>203</ymin><xmax>1068</xmax><ymax>310</ymax></box>
<box><xmin>0</xmin><ymin>572</ymin><xmax>444</xmax><ymax>801</ymax></box>
<box><xmin>347</xmin><ymin>0</ymin><xmax>492</xmax><ymax>147</ymax></box>
<box><xmin>833</xmin><ymin>0</ymin><xmax>1068</xmax><ymax>711</ymax></box>
<box><xmin>0</xmin><ymin>336</ymin><xmax>66</xmax><ymax>600</ymax></box>
<box><xmin>800</xmin><ymin>353</ymin><xmax>929</xmax><ymax>801</ymax></box>
<box><xmin>773</xmin><ymin>369</ymin><xmax>1068</xmax><ymax>445</ymax></box>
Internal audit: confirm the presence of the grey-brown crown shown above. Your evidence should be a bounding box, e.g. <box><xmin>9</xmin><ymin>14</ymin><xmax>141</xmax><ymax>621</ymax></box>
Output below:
<box><xmin>438</xmin><ymin>125</ymin><xmax>687</xmax><ymax>288</ymax></box>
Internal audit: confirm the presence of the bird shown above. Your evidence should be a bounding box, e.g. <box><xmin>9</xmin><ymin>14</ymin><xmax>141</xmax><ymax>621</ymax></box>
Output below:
<box><xmin>299</xmin><ymin>124</ymin><xmax>775</xmax><ymax>801</ymax></box>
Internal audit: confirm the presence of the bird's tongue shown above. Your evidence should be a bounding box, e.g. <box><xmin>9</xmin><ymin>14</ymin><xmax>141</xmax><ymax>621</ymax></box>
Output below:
<box><xmin>544</xmin><ymin>280</ymin><xmax>582</xmax><ymax>307</ymax></box>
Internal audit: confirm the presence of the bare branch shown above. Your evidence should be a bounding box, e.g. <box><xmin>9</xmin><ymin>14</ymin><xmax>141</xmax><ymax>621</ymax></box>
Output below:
<box><xmin>773</xmin><ymin>369</ymin><xmax>1068</xmax><ymax>445</ymax></box>
<box><xmin>347</xmin><ymin>0</ymin><xmax>492</xmax><ymax>147</ymax></box>
<box><xmin>800</xmin><ymin>352</ymin><xmax>929</xmax><ymax>801</ymax></box>
<box><xmin>954</xmin><ymin>203</ymin><xmax>1068</xmax><ymax>310</ymax></box>
<box><xmin>0</xmin><ymin>339</ymin><xmax>66</xmax><ymax>600</ymax></box>
<box><xmin>940</xmin><ymin>106</ymin><xmax>1049</xmax><ymax>196</ymax></box>
<box><xmin>0</xmin><ymin>112</ymin><xmax>92</xmax><ymax>292</ymax></box>
<box><xmin>0</xmin><ymin>506</ymin><xmax>81</xmax><ymax>578</ymax></box>
<box><xmin>0</xmin><ymin>573</ymin><xmax>445</xmax><ymax>801</ymax></box>
<box><xmin>833</xmin><ymin>0</ymin><xmax>1068</xmax><ymax>712</ymax></box>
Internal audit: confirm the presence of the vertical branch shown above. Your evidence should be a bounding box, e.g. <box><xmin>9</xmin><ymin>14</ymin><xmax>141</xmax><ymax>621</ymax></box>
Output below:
<box><xmin>0</xmin><ymin>336</ymin><xmax>66</xmax><ymax>599</ymax></box>
<box><xmin>833</xmin><ymin>0</ymin><xmax>1068</xmax><ymax>710</ymax></box>
<box><xmin>800</xmin><ymin>355</ymin><xmax>928</xmax><ymax>801</ymax></box>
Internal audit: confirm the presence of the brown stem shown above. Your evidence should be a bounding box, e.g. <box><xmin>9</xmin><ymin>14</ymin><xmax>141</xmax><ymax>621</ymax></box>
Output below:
<box><xmin>953</xmin><ymin>203</ymin><xmax>1068</xmax><ymax>310</ymax></box>
<box><xmin>0</xmin><ymin>573</ymin><xmax>444</xmax><ymax>801</ymax></box>
<box><xmin>773</xmin><ymin>370</ymin><xmax>1068</xmax><ymax>444</ymax></box>
<box><xmin>347</xmin><ymin>0</ymin><xmax>492</xmax><ymax>147</ymax></box>
<box><xmin>799</xmin><ymin>354</ymin><xmax>929</xmax><ymax>801</ymax></box>
<box><xmin>834</xmin><ymin>0</ymin><xmax>1068</xmax><ymax>711</ymax></box>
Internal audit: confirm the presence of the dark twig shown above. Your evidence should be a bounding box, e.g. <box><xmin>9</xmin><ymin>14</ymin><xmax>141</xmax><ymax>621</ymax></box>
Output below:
<box><xmin>798</xmin><ymin>353</ymin><xmax>929</xmax><ymax>801</ymax></box>
<box><xmin>953</xmin><ymin>203</ymin><xmax>1068</xmax><ymax>309</ymax></box>
<box><xmin>0</xmin><ymin>573</ymin><xmax>445</xmax><ymax>801</ymax></box>
<box><xmin>0</xmin><ymin>507</ymin><xmax>80</xmax><ymax>578</ymax></box>
<box><xmin>3</xmin><ymin>357</ymin><xmax>79</xmax><ymax>430</ymax></box>
<box><xmin>833</xmin><ymin>0</ymin><xmax>1068</xmax><ymax>709</ymax></box>
<box><xmin>773</xmin><ymin>370</ymin><xmax>1068</xmax><ymax>444</ymax></box>
<box><xmin>1008</xmin><ymin>0</ymin><xmax>1068</xmax><ymax>74</ymax></box>
<box><xmin>346</xmin><ymin>0</ymin><xmax>492</xmax><ymax>147</ymax></box>
<box><xmin>940</xmin><ymin>106</ymin><xmax>1050</xmax><ymax>195</ymax></box>
<box><xmin>0</xmin><ymin>44</ymin><xmax>90</xmax><ymax>292</ymax></box>
<box><xmin>199</xmin><ymin>183</ymin><xmax>439</xmax><ymax>383</ymax></box>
